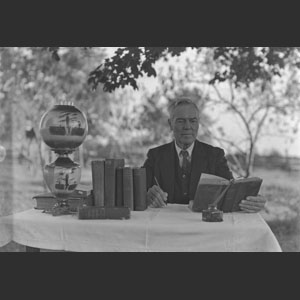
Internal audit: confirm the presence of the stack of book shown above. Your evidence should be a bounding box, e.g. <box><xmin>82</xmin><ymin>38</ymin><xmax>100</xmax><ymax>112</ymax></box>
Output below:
<box><xmin>78</xmin><ymin>159</ymin><xmax>147</xmax><ymax>220</ymax></box>
<box><xmin>91</xmin><ymin>159</ymin><xmax>147</xmax><ymax>211</ymax></box>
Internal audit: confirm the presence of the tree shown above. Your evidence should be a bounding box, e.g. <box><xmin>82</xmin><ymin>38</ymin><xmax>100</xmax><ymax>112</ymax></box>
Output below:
<box><xmin>4</xmin><ymin>46</ymin><xmax>300</xmax><ymax>177</ymax></box>
<box><xmin>0</xmin><ymin>48</ymin><xmax>14</xmax><ymax>216</ymax></box>
<box><xmin>45</xmin><ymin>47</ymin><xmax>300</xmax><ymax>94</ymax></box>
<box><xmin>0</xmin><ymin>47</ymin><xmax>111</xmax><ymax>184</ymax></box>
<box><xmin>153</xmin><ymin>48</ymin><xmax>300</xmax><ymax>177</ymax></box>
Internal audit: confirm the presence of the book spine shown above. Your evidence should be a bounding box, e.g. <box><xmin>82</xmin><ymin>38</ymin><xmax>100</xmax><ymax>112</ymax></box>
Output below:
<box><xmin>78</xmin><ymin>206</ymin><xmax>106</xmax><ymax>219</ymax></box>
<box><xmin>104</xmin><ymin>159</ymin><xmax>125</xmax><ymax>207</ymax></box>
<box><xmin>122</xmin><ymin>167</ymin><xmax>134</xmax><ymax>210</ymax></box>
<box><xmin>133</xmin><ymin>167</ymin><xmax>147</xmax><ymax>211</ymax></box>
<box><xmin>78</xmin><ymin>206</ymin><xmax>130</xmax><ymax>220</ymax></box>
<box><xmin>91</xmin><ymin>160</ymin><xmax>105</xmax><ymax>206</ymax></box>
<box><xmin>116</xmin><ymin>167</ymin><xmax>123</xmax><ymax>207</ymax></box>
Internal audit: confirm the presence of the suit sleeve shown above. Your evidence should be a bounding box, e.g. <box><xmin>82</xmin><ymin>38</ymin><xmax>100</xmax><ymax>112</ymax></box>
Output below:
<box><xmin>142</xmin><ymin>149</ymin><xmax>155</xmax><ymax>190</ymax></box>
<box><xmin>214</xmin><ymin>148</ymin><xmax>234</xmax><ymax>180</ymax></box>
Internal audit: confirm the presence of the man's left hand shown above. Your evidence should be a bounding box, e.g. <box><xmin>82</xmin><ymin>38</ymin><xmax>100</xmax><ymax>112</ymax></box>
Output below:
<box><xmin>239</xmin><ymin>195</ymin><xmax>267</xmax><ymax>213</ymax></box>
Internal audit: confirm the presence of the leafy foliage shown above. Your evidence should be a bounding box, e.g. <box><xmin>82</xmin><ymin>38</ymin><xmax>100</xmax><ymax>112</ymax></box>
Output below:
<box><xmin>209</xmin><ymin>47</ymin><xmax>299</xmax><ymax>86</ymax></box>
<box><xmin>45</xmin><ymin>47</ymin><xmax>300</xmax><ymax>93</ymax></box>
<box><xmin>44</xmin><ymin>47</ymin><xmax>190</xmax><ymax>90</ymax></box>
<box><xmin>87</xmin><ymin>47</ymin><xmax>189</xmax><ymax>92</ymax></box>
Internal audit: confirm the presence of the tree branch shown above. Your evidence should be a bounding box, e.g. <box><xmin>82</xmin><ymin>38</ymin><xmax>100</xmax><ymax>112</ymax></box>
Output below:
<box><xmin>212</xmin><ymin>84</ymin><xmax>254</xmax><ymax>142</ymax></box>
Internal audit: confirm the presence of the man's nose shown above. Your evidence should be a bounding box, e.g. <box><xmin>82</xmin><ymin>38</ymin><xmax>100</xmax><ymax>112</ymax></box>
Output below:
<box><xmin>183</xmin><ymin>120</ymin><xmax>192</xmax><ymax>129</ymax></box>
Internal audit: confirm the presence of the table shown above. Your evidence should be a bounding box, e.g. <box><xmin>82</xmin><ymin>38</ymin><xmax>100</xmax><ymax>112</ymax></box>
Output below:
<box><xmin>0</xmin><ymin>215</ymin><xmax>12</xmax><ymax>248</ymax></box>
<box><xmin>1</xmin><ymin>204</ymin><xmax>282</xmax><ymax>252</ymax></box>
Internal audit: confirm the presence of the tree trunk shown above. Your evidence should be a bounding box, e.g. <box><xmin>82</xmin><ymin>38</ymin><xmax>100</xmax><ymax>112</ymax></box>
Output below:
<box><xmin>0</xmin><ymin>49</ymin><xmax>14</xmax><ymax>217</ymax></box>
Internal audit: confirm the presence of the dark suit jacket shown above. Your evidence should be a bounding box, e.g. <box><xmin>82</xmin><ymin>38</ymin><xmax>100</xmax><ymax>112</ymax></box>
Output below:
<box><xmin>142</xmin><ymin>139</ymin><xmax>233</xmax><ymax>203</ymax></box>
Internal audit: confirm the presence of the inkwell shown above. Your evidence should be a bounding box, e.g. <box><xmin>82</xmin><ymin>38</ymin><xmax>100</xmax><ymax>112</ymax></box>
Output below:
<box><xmin>202</xmin><ymin>179</ymin><xmax>234</xmax><ymax>222</ymax></box>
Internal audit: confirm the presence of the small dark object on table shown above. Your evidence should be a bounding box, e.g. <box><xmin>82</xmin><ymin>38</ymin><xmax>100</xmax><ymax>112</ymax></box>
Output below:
<box><xmin>51</xmin><ymin>200</ymin><xmax>76</xmax><ymax>216</ymax></box>
<box><xmin>202</xmin><ymin>205</ymin><xmax>223</xmax><ymax>222</ymax></box>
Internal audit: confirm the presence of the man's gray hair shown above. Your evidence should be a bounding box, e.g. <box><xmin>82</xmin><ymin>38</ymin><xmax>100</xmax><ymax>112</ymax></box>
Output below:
<box><xmin>168</xmin><ymin>98</ymin><xmax>200</xmax><ymax>120</ymax></box>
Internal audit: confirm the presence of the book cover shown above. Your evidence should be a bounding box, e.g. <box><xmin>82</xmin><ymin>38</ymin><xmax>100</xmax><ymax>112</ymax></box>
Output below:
<box><xmin>91</xmin><ymin>160</ymin><xmax>105</xmax><ymax>206</ymax></box>
<box><xmin>116</xmin><ymin>167</ymin><xmax>123</xmax><ymax>207</ymax></box>
<box><xmin>78</xmin><ymin>206</ymin><xmax>130</xmax><ymax>220</ymax></box>
<box><xmin>133</xmin><ymin>167</ymin><xmax>147</xmax><ymax>211</ymax></box>
<box><xmin>122</xmin><ymin>167</ymin><xmax>134</xmax><ymax>210</ymax></box>
<box><xmin>192</xmin><ymin>173</ymin><xmax>263</xmax><ymax>213</ymax></box>
<box><xmin>33</xmin><ymin>195</ymin><xmax>92</xmax><ymax>211</ymax></box>
<box><xmin>33</xmin><ymin>187</ymin><xmax>93</xmax><ymax>211</ymax></box>
<box><xmin>34</xmin><ymin>185</ymin><xmax>93</xmax><ymax>199</ymax></box>
<box><xmin>104</xmin><ymin>159</ymin><xmax>125</xmax><ymax>207</ymax></box>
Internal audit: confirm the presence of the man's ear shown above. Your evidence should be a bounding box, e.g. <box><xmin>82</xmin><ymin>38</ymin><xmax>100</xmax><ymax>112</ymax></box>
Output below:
<box><xmin>168</xmin><ymin>119</ymin><xmax>172</xmax><ymax>130</ymax></box>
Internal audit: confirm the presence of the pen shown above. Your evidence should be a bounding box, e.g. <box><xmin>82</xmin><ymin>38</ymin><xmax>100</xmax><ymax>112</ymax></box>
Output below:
<box><xmin>154</xmin><ymin>176</ymin><xmax>167</xmax><ymax>206</ymax></box>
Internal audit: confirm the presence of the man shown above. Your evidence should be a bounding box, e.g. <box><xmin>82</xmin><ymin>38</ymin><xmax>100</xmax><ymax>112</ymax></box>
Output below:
<box><xmin>143</xmin><ymin>98</ymin><xmax>266</xmax><ymax>213</ymax></box>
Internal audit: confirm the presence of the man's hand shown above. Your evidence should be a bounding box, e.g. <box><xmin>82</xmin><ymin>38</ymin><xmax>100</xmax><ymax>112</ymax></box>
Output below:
<box><xmin>239</xmin><ymin>194</ymin><xmax>267</xmax><ymax>213</ymax></box>
<box><xmin>147</xmin><ymin>185</ymin><xmax>168</xmax><ymax>208</ymax></box>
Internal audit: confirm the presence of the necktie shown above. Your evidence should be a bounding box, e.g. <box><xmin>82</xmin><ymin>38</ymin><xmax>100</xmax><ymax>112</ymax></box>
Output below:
<box><xmin>180</xmin><ymin>150</ymin><xmax>191</xmax><ymax>174</ymax></box>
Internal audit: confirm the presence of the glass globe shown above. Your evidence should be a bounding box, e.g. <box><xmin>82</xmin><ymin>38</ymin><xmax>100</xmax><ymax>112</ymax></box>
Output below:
<box><xmin>39</xmin><ymin>102</ymin><xmax>88</xmax><ymax>153</ymax></box>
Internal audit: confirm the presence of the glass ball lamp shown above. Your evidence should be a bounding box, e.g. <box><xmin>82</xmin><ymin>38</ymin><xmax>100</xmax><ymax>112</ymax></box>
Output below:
<box><xmin>39</xmin><ymin>101</ymin><xmax>88</xmax><ymax>215</ymax></box>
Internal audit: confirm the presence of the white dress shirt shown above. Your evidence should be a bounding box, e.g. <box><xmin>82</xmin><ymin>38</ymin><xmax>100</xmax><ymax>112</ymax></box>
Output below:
<box><xmin>174</xmin><ymin>142</ymin><xmax>194</xmax><ymax>167</ymax></box>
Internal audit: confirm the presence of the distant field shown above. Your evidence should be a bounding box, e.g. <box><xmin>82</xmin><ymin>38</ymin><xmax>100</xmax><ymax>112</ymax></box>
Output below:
<box><xmin>253</xmin><ymin>168</ymin><xmax>300</xmax><ymax>192</ymax></box>
<box><xmin>252</xmin><ymin>168</ymin><xmax>300</xmax><ymax>252</ymax></box>
<box><xmin>1</xmin><ymin>161</ymin><xmax>300</xmax><ymax>252</ymax></box>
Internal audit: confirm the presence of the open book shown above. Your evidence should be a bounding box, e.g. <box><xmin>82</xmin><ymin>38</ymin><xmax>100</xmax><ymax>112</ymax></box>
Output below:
<box><xmin>191</xmin><ymin>173</ymin><xmax>263</xmax><ymax>213</ymax></box>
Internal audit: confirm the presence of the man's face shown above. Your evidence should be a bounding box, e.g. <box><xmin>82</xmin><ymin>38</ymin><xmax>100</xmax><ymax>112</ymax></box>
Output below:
<box><xmin>168</xmin><ymin>104</ymin><xmax>199</xmax><ymax>149</ymax></box>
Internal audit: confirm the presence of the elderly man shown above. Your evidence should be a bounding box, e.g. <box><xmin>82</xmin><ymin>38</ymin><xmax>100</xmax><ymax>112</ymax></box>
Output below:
<box><xmin>143</xmin><ymin>98</ymin><xmax>266</xmax><ymax>212</ymax></box>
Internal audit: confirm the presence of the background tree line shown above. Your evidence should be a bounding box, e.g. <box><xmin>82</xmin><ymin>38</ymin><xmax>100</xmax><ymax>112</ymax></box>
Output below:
<box><xmin>1</xmin><ymin>47</ymin><xmax>300</xmax><ymax>180</ymax></box>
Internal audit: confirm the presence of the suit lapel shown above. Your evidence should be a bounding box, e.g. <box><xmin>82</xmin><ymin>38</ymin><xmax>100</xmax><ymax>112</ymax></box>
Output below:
<box><xmin>160</xmin><ymin>141</ymin><xmax>175</xmax><ymax>202</ymax></box>
<box><xmin>189</xmin><ymin>140</ymin><xmax>208</xmax><ymax>198</ymax></box>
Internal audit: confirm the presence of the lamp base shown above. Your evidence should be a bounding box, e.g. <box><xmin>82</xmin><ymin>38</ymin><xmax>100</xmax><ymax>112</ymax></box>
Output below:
<box><xmin>51</xmin><ymin>198</ymin><xmax>77</xmax><ymax>216</ymax></box>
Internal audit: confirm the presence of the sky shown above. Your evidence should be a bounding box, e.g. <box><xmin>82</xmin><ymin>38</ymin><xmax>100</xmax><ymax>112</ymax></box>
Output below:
<box><xmin>105</xmin><ymin>47</ymin><xmax>300</xmax><ymax>158</ymax></box>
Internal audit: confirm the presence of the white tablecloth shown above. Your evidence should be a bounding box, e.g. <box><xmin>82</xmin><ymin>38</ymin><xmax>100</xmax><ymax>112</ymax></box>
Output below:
<box><xmin>1</xmin><ymin>204</ymin><xmax>282</xmax><ymax>252</ymax></box>
<box><xmin>0</xmin><ymin>216</ymin><xmax>12</xmax><ymax>247</ymax></box>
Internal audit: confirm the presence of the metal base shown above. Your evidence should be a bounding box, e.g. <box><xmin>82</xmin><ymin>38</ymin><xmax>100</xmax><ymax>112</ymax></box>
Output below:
<box><xmin>50</xmin><ymin>198</ymin><xmax>77</xmax><ymax>216</ymax></box>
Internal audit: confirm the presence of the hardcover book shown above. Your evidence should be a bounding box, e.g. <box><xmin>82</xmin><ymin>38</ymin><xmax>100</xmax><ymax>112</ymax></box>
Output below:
<box><xmin>116</xmin><ymin>167</ymin><xmax>123</xmax><ymax>207</ymax></box>
<box><xmin>104</xmin><ymin>159</ymin><xmax>125</xmax><ymax>207</ymax></box>
<box><xmin>33</xmin><ymin>185</ymin><xmax>93</xmax><ymax>211</ymax></box>
<box><xmin>91</xmin><ymin>160</ymin><xmax>105</xmax><ymax>206</ymax></box>
<box><xmin>33</xmin><ymin>194</ymin><xmax>93</xmax><ymax>211</ymax></box>
<box><xmin>133</xmin><ymin>167</ymin><xmax>147</xmax><ymax>211</ymax></box>
<box><xmin>191</xmin><ymin>173</ymin><xmax>263</xmax><ymax>213</ymax></box>
<box><xmin>122</xmin><ymin>167</ymin><xmax>134</xmax><ymax>210</ymax></box>
<box><xmin>78</xmin><ymin>206</ymin><xmax>130</xmax><ymax>220</ymax></box>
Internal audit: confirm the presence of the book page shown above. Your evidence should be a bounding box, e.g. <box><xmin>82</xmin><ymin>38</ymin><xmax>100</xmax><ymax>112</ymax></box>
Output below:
<box><xmin>199</xmin><ymin>173</ymin><xmax>229</xmax><ymax>185</ymax></box>
<box><xmin>234</xmin><ymin>177</ymin><xmax>262</xmax><ymax>183</ymax></box>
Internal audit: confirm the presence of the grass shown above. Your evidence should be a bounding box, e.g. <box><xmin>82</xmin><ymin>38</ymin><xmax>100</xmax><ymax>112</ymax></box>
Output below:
<box><xmin>1</xmin><ymin>159</ymin><xmax>300</xmax><ymax>252</ymax></box>
<box><xmin>252</xmin><ymin>168</ymin><xmax>300</xmax><ymax>252</ymax></box>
